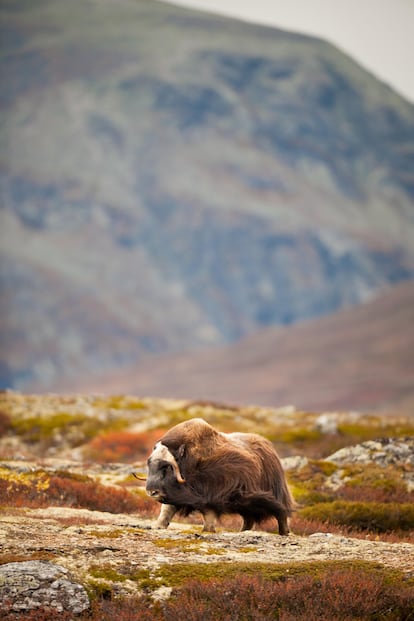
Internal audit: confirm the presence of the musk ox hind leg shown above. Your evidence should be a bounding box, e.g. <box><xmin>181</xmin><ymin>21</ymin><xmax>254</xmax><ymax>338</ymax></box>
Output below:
<box><xmin>241</xmin><ymin>516</ymin><xmax>255</xmax><ymax>531</ymax></box>
<box><xmin>242</xmin><ymin>509</ymin><xmax>290</xmax><ymax>535</ymax></box>
<box><xmin>154</xmin><ymin>504</ymin><xmax>178</xmax><ymax>529</ymax></box>
<box><xmin>277</xmin><ymin>513</ymin><xmax>290</xmax><ymax>536</ymax></box>
<box><xmin>238</xmin><ymin>492</ymin><xmax>291</xmax><ymax>535</ymax></box>
<box><xmin>201</xmin><ymin>509</ymin><xmax>218</xmax><ymax>533</ymax></box>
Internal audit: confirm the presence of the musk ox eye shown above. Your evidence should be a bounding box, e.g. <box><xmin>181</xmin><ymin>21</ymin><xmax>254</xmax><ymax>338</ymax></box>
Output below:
<box><xmin>160</xmin><ymin>463</ymin><xmax>171</xmax><ymax>477</ymax></box>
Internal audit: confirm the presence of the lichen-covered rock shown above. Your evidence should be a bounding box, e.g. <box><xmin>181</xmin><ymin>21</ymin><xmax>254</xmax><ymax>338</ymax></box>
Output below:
<box><xmin>0</xmin><ymin>560</ymin><xmax>89</xmax><ymax>614</ymax></box>
<box><xmin>327</xmin><ymin>438</ymin><xmax>414</xmax><ymax>467</ymax></box>
<box><xmin>281</xmin><ymin>455</ymin><xmax>309</xmax><ymax>471</ymax></box>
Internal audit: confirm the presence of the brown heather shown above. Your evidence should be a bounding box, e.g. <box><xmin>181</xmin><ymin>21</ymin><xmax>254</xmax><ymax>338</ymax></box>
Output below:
<box><xmin>2</xmin><ymin>567</ymin><xmax>414</xmax><ymax>621</ymax></box>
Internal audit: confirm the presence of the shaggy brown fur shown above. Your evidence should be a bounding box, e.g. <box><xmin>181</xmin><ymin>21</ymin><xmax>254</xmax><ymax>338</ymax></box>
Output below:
<box><xmin>145</xmin><ymin>418</ymin><xmax>295</xmax><ymax>534</ymax></box>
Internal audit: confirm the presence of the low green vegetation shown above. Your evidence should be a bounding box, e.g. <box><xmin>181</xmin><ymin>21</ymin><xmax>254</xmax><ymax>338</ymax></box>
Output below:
<box><xmin>152</xmin><ymin>538</ymin><xmax>225</xmax><ymax>555</ymax></box>
<box><xmin>89</xmin><ymin>564</ymin><xmax>128</xmax><ymax>583</ymax></box>
<box><xmin>5</xmin><ymin>562</ymin><xmax>414</xmax><ymax>621</ymax></box>
<box><xmin>2</xmin><ymin>392</ymin><xmax>414</xmax><ymax>459</ymax></box>
<box><xmin>83</xmin><ymin>559</ymin><xmax>411</xmax><ymax>606</ymax></box>
<box><xmin>300</xmin><ymin>501</ymin><xmax>414</xmax><ymax>533</ymax></box>
<box><xmin>10</xmin><ymin>412</ymin><xmax>129</xmax><ymax>449</ymax></box>
<box><xmin>153</xmin><ymin>559</ymin><xmax>405</xmax><ymax>588</ymax></box>
<box><xmin>112</xmin><ymin>561</ymin><xmax>413</xmax><ymax>621</ymax></box>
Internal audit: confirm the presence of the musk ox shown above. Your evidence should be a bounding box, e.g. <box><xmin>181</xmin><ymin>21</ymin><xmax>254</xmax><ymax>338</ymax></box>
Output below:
<box><xmin>143</xmin><ymin>418</ymin><xmax>294</xmax><ymax>534</ymax></box>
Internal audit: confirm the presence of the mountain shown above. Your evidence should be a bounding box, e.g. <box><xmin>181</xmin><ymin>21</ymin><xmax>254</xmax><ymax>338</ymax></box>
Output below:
<box><xmin>59</xmin><ymin>281</ymin><xmax>414</xmax><ymax>414</ymax></box>
<box><xmin>1</xmin><ymin>0</ymin><xmax>414</xmax><ymax>393</ymax></box>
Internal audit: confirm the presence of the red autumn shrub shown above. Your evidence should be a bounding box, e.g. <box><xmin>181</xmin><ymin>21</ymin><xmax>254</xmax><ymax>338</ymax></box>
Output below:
<box><xmin>337</xmin><ymin>482</ymin><xmax>414</xmax><ymax>504</ymax></box>
<box><xmin>2</xmin><ymin>606</ymin><xmax>75</xmax><ymax>621</ymax></box>
<box><xmin>89</xmin><ymin>597</ymin><xmax>160</xmax><ymax>621</ymax></box>
<box><xmin>291</xmin><ymin>514</ymin><xmax>414</xmax><ymax>543</ymax></box>
<box><xmin>0</xmin><ymin>471</ymin><xmax>158</xmax><ymax>515</ymax></box>
<box><xmin>85</xmin><ymin>429</ymin><xmax>165</xmax><ymax>463</ymax></box>
<box><xmin>164</xmin><ymin>570</ymin><xmax>414</xmax><ymax>621</ymax></box>
<box><xmin>4</xmin><ymin>567</ymin><xmax>414</xmax><ymax>621</ymax></box>
<box><xmin>47</xmin><ymin>475</ymin><xmax>141</xmax><ymax>513</ymax></box>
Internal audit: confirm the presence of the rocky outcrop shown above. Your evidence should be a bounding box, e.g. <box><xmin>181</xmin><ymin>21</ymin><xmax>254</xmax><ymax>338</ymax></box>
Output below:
<box><xmin>0</xmin><ymin>560</ymin><xmax>89</xmax><ymax>615</ymax></box>
<box><xmin>327</xmin><ymin>437</ymin><xmax>414</xmax><ymax>467</ymax></box>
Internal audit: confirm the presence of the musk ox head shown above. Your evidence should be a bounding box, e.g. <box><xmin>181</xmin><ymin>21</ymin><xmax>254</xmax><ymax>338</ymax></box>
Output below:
<box><xmin>145</xmin><ymin>441</ymin><xmax>186</xmax><ymax>503</ymax></box>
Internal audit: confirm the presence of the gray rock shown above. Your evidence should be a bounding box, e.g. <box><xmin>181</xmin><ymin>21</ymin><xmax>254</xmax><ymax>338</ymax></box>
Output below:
<box><xmin>281</xmin><ymin>455</ymin><xmax>309</xmax><ymax>471</ymax></box>
<box><xmin>0</xmin><ymin>560</ymin><xmax>89</xmax><ymax>615</ymax></box>
<box><xmin>327</xmin><ymin>438</ymin><xmax>414</xmax><ymax>467</ymax></box>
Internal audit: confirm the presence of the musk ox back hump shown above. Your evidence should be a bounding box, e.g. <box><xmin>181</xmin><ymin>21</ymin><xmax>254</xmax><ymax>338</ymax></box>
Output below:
<box><xmin>159</xmin><ymin>418</ymin><xmax>219</xmax><ymax>456</ymax></box>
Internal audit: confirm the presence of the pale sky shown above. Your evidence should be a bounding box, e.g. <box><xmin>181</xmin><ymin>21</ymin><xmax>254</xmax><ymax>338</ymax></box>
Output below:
<box><xmin>168</xmin><ymin>0</ymin><xmax>414</xmax><ymax>105</ymax></box>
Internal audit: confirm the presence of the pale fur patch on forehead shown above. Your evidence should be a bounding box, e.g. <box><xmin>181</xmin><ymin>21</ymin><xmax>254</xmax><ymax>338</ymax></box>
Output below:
<box><xmin>151</xmin><ymin>442</ymin><xmax>173</xmax><ymax>461</ymax></box>
<box><xmin>150</xmin><ymin>441</ymin><xmax>186</xmax><ymax>483</ymax></box>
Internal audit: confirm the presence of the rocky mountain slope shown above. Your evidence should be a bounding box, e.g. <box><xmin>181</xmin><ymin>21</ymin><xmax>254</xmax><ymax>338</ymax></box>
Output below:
<box><xmin>64</xmin><ymin>280</ymin><xmax>414</xmax><ymax>413</ymax></box>
<box><xmin>1</xmin><ymin>0</ymin><xmax>414</xmax><ymax>393</ymax></box>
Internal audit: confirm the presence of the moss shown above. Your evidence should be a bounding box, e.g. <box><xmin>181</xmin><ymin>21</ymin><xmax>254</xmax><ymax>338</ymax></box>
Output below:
<box><xmin>312</xmin><ymin>460</ymin><xmax>338</xmax><ymax>476</ymax></box>
<box><xmin>292</xmin><ymin>488</ymin><xmax>334</xmax><ymax>506</ymax></box>
<box><xmin>0</xmin><ymin>466</ymin><xmax>50</xmax><ymax>490</ymax></box>
<box><xmin>85</xmin><ymin>566</ymin><xmax>158</xmax><ymax>598</ymax></box>
<box><xmin>288</xmin><ymin>460</ymin><xmax>334</xmax><ymax>486</ymax></box>
<box><xmin>152</xmin><ymin>538</ymin><xmax>224</xmax><ymax>555</ymax></box>
<box><xmin>288</xmin><ymin>458</ymin><xmax>413</xmax><ymax>509</ymax></box>
<box><xmin>341</xmin><ymin>463</ymin><xmax>409</xmax><ymax>491</ymax></box>
<box><xmin>160</xmin><ymin>409</ymin><xmax>195</xmax><ymax>428</ymax></box>
<box><xmin>153</xmin><ymin>539</ymin><xmax>201</xmax><ymax>553</ymax></box>
<box><xmin>85</xmin><ymin>579</ymin><xmax>114</xmax><ymax>601</ymax></box>
<box><xmin>85</xmin><ymin>564</ymin><xmax>134</xmax><ymax>600</ymax></box>
<box><xmin>88</xmin><ymin>529</ymin><xmax>125</xmax><ymax>539</ymax></box>
<box><xmin>287</xmin><ymin>460</ymin><xmax>338</xmax><ymax>506</ymax></box>
<box><xmin>278</xmin><ymin>428</ymin><xmax>323</xmax><ymax>445</ymax></box>
<box><xmin>128</xmin><ymin>568</ymin><xmax>152</xmax><ymax>584</ymax></box>
<box><xmin>54</xmin><ymin>470</ymin><xmax>92</xmax><ymax>483</ymax></box>
<box><xmin>92</xmin><ymin>395</ymin><xmax>148</xmax><ymax>411</ymax></box>
<box><xmin>203</xmin><ymin>547</ymin><xmax>225</xmax><ymax>556</ymax></box>
<box><xmin>10</xmin><ymin>412</ymin><xmax>128</xmax><ymax>447</ymax></box>
<box><xmin>154</xmin><ymin>560</ymin><xmax>404</xmax><ymax>589</ymax></box>
<box><xmin>337</xmin><ymin>421</ymin><xmax>414</xmax><ymax>443</ymax></box>
<box><xmin>89</xmin><ymin>564</ymin><xmax>128</xmax><ymax>582</ymax></box>
<box><xmin>12</xmin><ymin>412</ymin><xmax>90</xmax><ymax>440</ymax></box>
<box><xmin>300</xmin><ymin>501</ymin><xmax>414</xmax><ymax>533</ymax></box>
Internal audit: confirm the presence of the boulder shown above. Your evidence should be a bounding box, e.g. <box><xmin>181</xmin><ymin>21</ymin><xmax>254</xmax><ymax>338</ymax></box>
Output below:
<box><xmin>0</xmin><ymin>560</ymin><xmax>89</xmax><ymax>615</ymax></box>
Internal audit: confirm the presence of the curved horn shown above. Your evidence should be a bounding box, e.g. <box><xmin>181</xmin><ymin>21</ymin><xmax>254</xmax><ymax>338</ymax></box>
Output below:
<box><xmin>132</xmin><ymin>472</ymin><xmax>147</xmax><ymax>481</ymax></box>
<box><xmin>153</xmin><ymin>442</ymin><xmax>186</xmax><ymax>484</ymax></box>
<box><xmin>169</xmin><ymin>458</ymin><xmax>186</xmax><ymax>484</ymax></box>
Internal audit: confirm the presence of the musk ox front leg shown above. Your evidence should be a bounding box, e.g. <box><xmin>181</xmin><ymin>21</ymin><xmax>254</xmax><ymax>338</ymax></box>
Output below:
<box><xmin>154</xmin><ymin>504</ymin><xmax>177</xmax><ymax>529</ymax></box>
<box><xmin>154</xmin><ymin>505</ymin><xmax>217</xmax><ymax>531</ymax></box>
